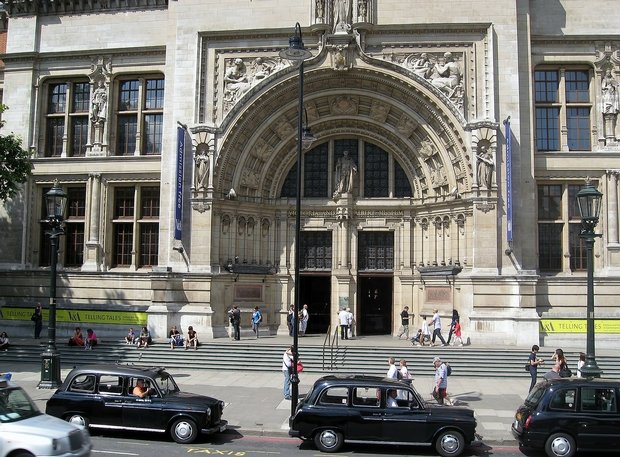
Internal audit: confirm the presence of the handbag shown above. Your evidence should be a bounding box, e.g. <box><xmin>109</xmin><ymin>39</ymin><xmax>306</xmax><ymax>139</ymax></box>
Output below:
<box><xmin>524</xmin><ymin>363</ymin><xmax>531</xmax><ymax>372</ymax></box>
<box><xmin>559</xmin><ymin>366</ymin><xmax>572</xmax><ymax>378</ymax></box>
<box><xmin>296</xmin><ymin>361</ymin><xmax>304</xmax><ymax>373</ymax></box>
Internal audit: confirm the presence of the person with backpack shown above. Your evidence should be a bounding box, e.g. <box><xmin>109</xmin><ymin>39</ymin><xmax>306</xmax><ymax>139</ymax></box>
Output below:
<box><xmin>433</xmin><ymin>356</ymin><xmax>448</xmax><ymax>405</ymax></box>
<box><xmin>251</xmin><ymin>306</ymin><xmax>263</xmax><ymax>338</ymax></box>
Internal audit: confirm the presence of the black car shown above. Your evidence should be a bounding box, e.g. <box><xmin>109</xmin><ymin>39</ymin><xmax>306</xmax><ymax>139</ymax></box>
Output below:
<box><xmin>46</xmin><ymin>364</ymin><xmax>227</xmax><ymax>444</ymax></box>
<box><xmin>289</xmin><ymin>375</ymin><xmax>477</xmax><ymax>456</ymax></box>
<box><xmin>512</xmin><ymin>377</ymin><xmax>620</xmax><ymax>457</ymax></box>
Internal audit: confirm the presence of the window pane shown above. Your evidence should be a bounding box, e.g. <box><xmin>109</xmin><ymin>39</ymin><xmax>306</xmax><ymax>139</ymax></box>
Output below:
<box><xmin>304</xmin><ymin>143</ymin><xmax>328</xmax><ymax>197</ymax></box>
<box><xmin>72</xmin><ymin>82</ymin><xmax>90</xmax><ymax>112</ymax></box>
<box><xmin>534</xmin><ymin>71</ymin><xmax>558</xmax><ymax>103</ymax></box>
<box><xmin>48</xmin><ymin>84</ymin><xmax>67</xmax><ymax>113</ymax></box>
<box><xmin>569</xmin><ymin>223</ymin><xmax>586</xmax><ymax>271</ymax></box>
<box><xmin>116</xmin><ymin>115</ymin><xmax>137</xmax><ymax>156</ymax></box>
<box><xmin>70</xmin><ymin>117</ymin><xmax>88</xmax><ymax>157</ymax></box>
<box><xmin>139</xmin><ymin>223</ymin><xmax>159</xmax><ymax>267</ymax></box>
<box><xmin>364</xmin><ymin>144</ymin><xmax>389</xmax><ymax>198</ymax></box>
<box><xmin>358</xmin><ymin>232</ymin><xmax>394</xmax><ymax>270</ymax></box>
<box><xmin>65</xmin><ymin>223</ymin><xmax>84</xmax><ymax>267</ymax></box>
<box><xmin>115</xmin><ymin>187</ymin><xmax>135</xmax><ymax>218</ymax></box>
<box><xmin>281</xmin><ymin>167</ymin><xmax>297</xmax><ymax>198</ymax></box>
<box><xmin>145</xmin><ymin>79</ymin><xmax>165</xmax><ymax>110</ymax></box>
<box><xmin>568</xmin><ymin>184</ymin><xmax>588</xmax><ymax>220</ymax></box>
<box><xmin>538</xmin><ymin>185</ymin><xmax>562</xmax><ymax>220</ymax></box>
<box><xmin>46</xmin><ymin>118</ymin><xmax>65</xmax><ymax>157</ymax></box>
<box><xmin>538</xmin><ymin>223</ymin><xmax>563</xmax><ymax>271</ymax></box>
<box><xmin>118</xmin><ymin>80</ymin><xmax>139</xmax><ymax>111</ymax></box>
<box><xmin>567</xmin><ymin>107</ymin><xmax>591</xmax><ymax>151</ymax></box>
<box><xmin>395</xmin><ymin>160</ymin><xmax>412</xmax><ymax>197</ymax></box>
<box><xmin>66</xmin><ymin>187</ymin><xmax>86</xmax><ymax>219</ymax></box>
<box><xmin>565</xmin><ymin>70</ymin><xmax>589</xmax><ymax>103</ymax></box>
<box><xmin>536</xmin><ymin>107</ymin><xmax>560</xmax><ymax>151</ymax></box>
<box><xmin>141</xmin><ymin>186</ymin><xmax>160</xmax><ymax>218</ymax></box>
<box><xmin>300</xmin><ymin>231</ymin><xmax>332</xmax><ymax>270</ymax></box>
<box><xmin>113</xmin><ymin>223</ymin><xmax>133</xmax><ymax>267</ymax></box>
<box><xmin>143</xmin><ymin>114</ymin><xmax>163</xmax><ymax>155</ymax></box>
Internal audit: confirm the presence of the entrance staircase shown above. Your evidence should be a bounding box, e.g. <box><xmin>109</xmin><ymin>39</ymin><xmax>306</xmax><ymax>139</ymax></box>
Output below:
<box><xmin>2</xmin><ymin>336</ymin><xmax>619</xmax><ymax>379</ymax></box>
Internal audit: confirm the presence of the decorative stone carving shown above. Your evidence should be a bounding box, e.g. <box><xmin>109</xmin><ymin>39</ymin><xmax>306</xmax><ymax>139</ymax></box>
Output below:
<box><xmin>396</xmin><ymin>115</ymin><xmax>418</xmax><ymax>137</ymax></box>
<box><xmin>273</xmin><ymin>118</ymin><xmax>295</xmax><ymax>140</ymax></box>
<box><xmin>331</xmin><ymin>44</ymin><xmax>350</xmax><ymax>71</ymax></box>
<box><xmin>475</xmin><ymin>202</ymin><xmax>495</xmax><ymax>213</ymax></box>
<box><xmin>369</xmin><ymin>100</ymin><xmax>390</xmax><ymax>123</ymax></box>
<box><xmin>241</xmin><ymin>169</ymin><xmax>260</xmax><ymax>189</ymax></box>
<box><xmin>223</xmin><ymin>58</ymin><xmax>251</xmax><ymax>111</ymax></box>
<box><xmin>253</xmin><ymin>138</ymin><xmax>274</xmax><ymax>161</ymax></box>
<box><xmin>330</xmin><ymin>95</ymin><xmax>359</xmax><ymax>115</ymax></box>
<box><xmin>418</xmin><ymin>137</ymin><xmax>437</xmax><ymax>158</ymax></box>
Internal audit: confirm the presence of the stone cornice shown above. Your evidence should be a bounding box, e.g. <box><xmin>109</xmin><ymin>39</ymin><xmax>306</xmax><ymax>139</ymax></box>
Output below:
<box><xmin>2</xmin><ymin>0</ymin><xmax>168</xmax><ymax>17</ymax></box>
<box><xmin>1</xmin><ymin>46</ymin><xmax>166</xmax><ymax>65</ymax></box>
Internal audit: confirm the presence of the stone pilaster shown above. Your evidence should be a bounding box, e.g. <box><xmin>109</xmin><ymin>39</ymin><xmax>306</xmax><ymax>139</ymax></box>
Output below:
<box><xmin>82</xmin><ymin>173</ymin><xmax>102</xmax><ymax>272</ymax></box>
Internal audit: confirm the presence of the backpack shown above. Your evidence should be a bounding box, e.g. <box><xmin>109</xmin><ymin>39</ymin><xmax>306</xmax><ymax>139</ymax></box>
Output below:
<box><xmin>444</xmin><ymin>363</ymin><xmax>452</xmax><ymax>376</ymax></box>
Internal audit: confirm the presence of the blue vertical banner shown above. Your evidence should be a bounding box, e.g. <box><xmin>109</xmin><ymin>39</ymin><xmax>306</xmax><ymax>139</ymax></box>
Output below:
<box><xmin>505</xmin><ymin>117</ymin><xmax>513</xmax><ymax>243</ymax></box>
<box><xmin>174</xmin><ymin>126</ymin><xmax>185</xmax><ymax>241</ymax></box>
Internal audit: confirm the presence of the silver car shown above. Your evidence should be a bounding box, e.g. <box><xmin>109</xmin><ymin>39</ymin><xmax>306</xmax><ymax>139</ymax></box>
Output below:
<box><xmin>0</xmin><ymin>375</ymin><xmax>92</xmax><ymax>457</ymax></box>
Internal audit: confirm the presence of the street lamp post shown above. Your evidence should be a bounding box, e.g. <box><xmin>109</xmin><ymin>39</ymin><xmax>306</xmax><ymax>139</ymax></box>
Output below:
<box><xmin>576</xmin><ymin>180</ymin><xmax>603</xmax><ymax>378</ymax></box>
<box><xmin>38</xmin><ymin>180</ymin><xmax>68</xmax><ymax>389</ymax></box>
<box><xmin>279</xmin><ymin>22</ymin><xmax>313</xmax><ymax>415</ymax></box>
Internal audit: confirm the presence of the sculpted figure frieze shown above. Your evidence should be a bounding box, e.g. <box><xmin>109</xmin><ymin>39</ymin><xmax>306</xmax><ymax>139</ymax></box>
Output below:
<box><xmin>331</xmin><ymin>95</ymin><xmax>359</xmax><ymax>115</ymax></box>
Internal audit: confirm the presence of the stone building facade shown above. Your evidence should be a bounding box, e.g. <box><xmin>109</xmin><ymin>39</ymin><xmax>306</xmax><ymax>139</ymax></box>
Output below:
<box><xmin>1</xmin><ymin>0</ymin><xmax>619</xmax><ymax>346</ymax></box>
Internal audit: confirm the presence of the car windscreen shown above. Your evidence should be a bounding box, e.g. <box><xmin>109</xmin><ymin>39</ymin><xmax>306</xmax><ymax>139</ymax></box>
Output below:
<box><xmin>0</xmin><ymin>387</ymin><xmax>42</xmax><ymax>423</ymax></box>
<box><xmin>155</xmin><ymin>372</ymin><xmax>180</xmax><ymax>395</ymax></box>
<box><xmin>524</xmin><ymin>384</ymin><xmax>546</xmax><ymax>406</ymax></box>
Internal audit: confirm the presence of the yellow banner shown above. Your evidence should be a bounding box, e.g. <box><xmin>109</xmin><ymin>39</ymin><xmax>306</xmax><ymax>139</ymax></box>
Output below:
<box><xmin>0</xmin><ymin>307</ymin><xmax>147</xmax><ymax>326</ymax></box>
<box><xmin>540</xmin><ymin>319</ymin><xmax>620</xmax><ymax>334</ymax></box>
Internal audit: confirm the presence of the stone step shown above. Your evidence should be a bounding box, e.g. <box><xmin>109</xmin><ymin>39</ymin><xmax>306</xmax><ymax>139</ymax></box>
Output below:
<box><xmin>2</xmin><ymin>340</ymin><xmax>618</xmax><ymax>378</ymax></box>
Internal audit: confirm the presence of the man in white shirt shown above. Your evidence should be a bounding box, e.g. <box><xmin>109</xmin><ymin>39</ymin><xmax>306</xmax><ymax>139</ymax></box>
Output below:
<box><xmin>431</xmin><ymin>309</ymin><xmax>447</xmax><ymax>346</ymax></box>
<box><xmin>338</xmin><ymin>307</ymin><xmax>350</xmax><ymax>340</ymax></box>
<box><xmin>282</xmin><ymin>346</ymin><xmax>294</xmax><ymax>400</ymax></box>
<box><xmin>386</xmin><ymin>357</ymin><xmax>398</xmax><ymax>379</ymax></box>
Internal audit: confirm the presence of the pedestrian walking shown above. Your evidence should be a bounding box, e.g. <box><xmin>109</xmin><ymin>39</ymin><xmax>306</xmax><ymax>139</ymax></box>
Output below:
<box><xmin>399</xmin><ymin>359</ymin><xmax>412</xmax><ymax>384</ymax></box>
<box><xmin>338</xmin><ymin>307</ymin><xmax>349</xmax><ymax>340</ymax></box>
<box><xmin>282</xmin><ymin>345</ymin><xmax>294</xmax><ymax>400</ymax></box>
<box><xmin>299</xmin><ymin>304</ymin><xmax>309</xmax><ymax>336</ymax></box>
<box><xmin>287</xmin><ymin>304</ymin><xmax>295</xmax><ymax>336</ymax></box>
<box><xmin>433</xmin><ymin>356</ymin><xmax>448</xmax><ymax>405</ymax></box>
<box><xmin>431</xmin><ymin>309</ymin><xmax>447</xmax><ymax>346</ymax></box>
<box><xmin>527</xmin><ymin>344</ymin><xmax>544</xmax><ymax>392</ymax></box>
<box><xmin>251</xmin><ymin>306</ymin><xmax>262</xmax><ymax>338</ymax></box>
<box><xmin>346</xmin><ymin>307</ymin><xmax>355</xmax><ymax>338</ymax></box>
<box><xmin>421</xmin><ymin>316</ymin><xmax>431</xmax><ymax>345</ymax></box>
<box><xmin>446</xmin><ymin>309</ymin><xmax>460</xmax><ymax>345</ymax></box>
<box><xmin>386</xmin><ymin>357</ymin><xmax>398</xmax><ymax>379</ymax></box>
<box><xmin>576</xmin><ymin>352</ymin><xmax>585</xmax><ymax>378</ymax></box>
<box><xmin>229</xmin><ymin>305</ymin><xmax>241</xmax><ymax>340</ymax></box>
<box><xmin>397</xmin><ymin>306</ymin><xmax>411</xmax><ymax>339</ymax></box>
<box><xmin>31</xmin><ymin>303</ymin><xmax>43</xmax><ymax>339</ymax></box>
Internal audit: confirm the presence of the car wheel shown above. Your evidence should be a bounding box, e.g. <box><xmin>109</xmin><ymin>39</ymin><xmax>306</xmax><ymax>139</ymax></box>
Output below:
<box><xmin>435</xmin><ymin>430</ymin><xmax>465</xmax><ymax>457</ymax></box>
<box><xmin>171</xmin><ymin>418</ymin><xmax>198</xmax><ymax>444</ymax></box>
<box><xmin>66</xmin><ymin>414</ymin><xmax>89</xmax><ymax>428</ymax></box>
<box><xmin>545</xmin><ymin>433</ymin><xmax>576</xmax><ymax>457</ymax></box>
<box><xmin>313</xmin><ymin>428</ymin><xmax>344</xmax><ymax>453</ymax></box>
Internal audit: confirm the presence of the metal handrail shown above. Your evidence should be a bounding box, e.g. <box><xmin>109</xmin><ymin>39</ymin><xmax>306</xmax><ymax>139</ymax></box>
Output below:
<box><xmin>322</xmin><ymin>325</ymin><xmax>331</xmax><ymax>370</ymax></box>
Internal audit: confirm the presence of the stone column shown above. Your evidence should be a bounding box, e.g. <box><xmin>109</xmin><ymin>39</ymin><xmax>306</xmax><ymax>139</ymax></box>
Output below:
<box><xmin>607</xmin><ymin>170</ymin><xmax>620</xmax><ymax>245</ymax></box>
<box><xmin>82</xmin><ymin>173</ymin><xmax>102</xmax><ymax>272</ymax></box>
<box><xmin>472</xmin><ymin>200</ymin><xmax>499</xmax><ymax>274</ymax></box>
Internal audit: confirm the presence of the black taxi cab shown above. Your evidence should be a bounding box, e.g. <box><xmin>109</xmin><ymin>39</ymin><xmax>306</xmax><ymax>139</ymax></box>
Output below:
<box><xmin>289</xmin><ymin>375</ymin><xmax>477</xmax><ymax>456</ymax></box>
<box><xmin>512</xmin><ymin>377</ymin><xmax>620</xmax><ymax>457</ymax></box>
<box><xmin>45</xmin><ymin>364</ymin><xmax>226</xmax><ymax>444</ymax></box>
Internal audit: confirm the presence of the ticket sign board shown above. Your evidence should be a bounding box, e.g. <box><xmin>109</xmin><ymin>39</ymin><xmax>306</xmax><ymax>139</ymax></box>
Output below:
<box><xmin>0</xmin><ymin>307</ymin><xmax>147</xmax><ymax>326</ymax></box>
<box><xmin>540</xmin><ymin>319</ymin><xmax>620</xmax><ymax>334</ymax></box>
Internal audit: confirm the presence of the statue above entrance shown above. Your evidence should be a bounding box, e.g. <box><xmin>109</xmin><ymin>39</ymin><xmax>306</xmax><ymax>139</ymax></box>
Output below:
<box><xmin>333</xmin><ymin>150</ymin><xmax>358</xmax><ymax>198</ymax></box>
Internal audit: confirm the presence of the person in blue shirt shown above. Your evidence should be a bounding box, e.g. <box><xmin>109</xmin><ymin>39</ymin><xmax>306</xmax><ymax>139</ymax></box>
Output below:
<box><xmin>251</xmin><ymin>306</ymin><xmax>263</xmax><ymax>338</ymax></box>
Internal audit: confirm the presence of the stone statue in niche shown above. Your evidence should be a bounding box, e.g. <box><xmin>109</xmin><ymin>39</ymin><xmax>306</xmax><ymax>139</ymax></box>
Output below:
<box><xmin>357</xmin><ymin>0</ymin><xmax>368</xmax><ymax>22</ymax></box>
<box><xmin>333</xmin><ymin>0</ymin><xmax>352</xmax><ymax>34</ymax></box>
<box><xmin>430</xmin><ymin>52</ymin><xmax>462</xmax><ymax>97</ymax></box>
<box><xmin>194</xmin><ymin>143</ymin><xmax>209</xmax><ymax>190</ymax></box>
<box><xmin>333</xmin><ymin>150</ymin><xmax>358</xmax><ymax>197</ymax></box>
<box><xmin>476</xmin><ymin>142</ymin><xmax>494</xmax><ymax>189</ymax></box>
<box><xmin>602</xmin><ymin>68</ymin><xmax>619</xmax><ymax>115</ymax></box>
<box><xmin>90</xmin><ymin>80</ymin><xmax>108</xmax><ymax>124</ymax></box>
<box><xmin>316</xmin><ymin>0</ymin><xmax>325</xmax><ymax>21</ymax></box>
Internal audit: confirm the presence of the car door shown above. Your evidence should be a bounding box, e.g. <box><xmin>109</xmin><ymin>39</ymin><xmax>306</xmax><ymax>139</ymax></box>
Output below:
<box><xmin>382</xmin><ymin>387</ymin><xmax>429</xmax><ymax>443</ymax></box>
<box><xmin>93</xmin><ymin>375</ymin><xmax>125</xmax><ymax>426</ymax></box>
<box><xmin>121</xmin><ymin>377</ymin><xmax>165</xmax><ymax>431</ymax></box>
<box><xmin>577</xmin><ymin>386</ymin><xmax>620</xmax><ymax>449</ymax></box>
<box><xmin>349</xmin><ymin>386</ymin><xmax>383</xmax><ymax>441</ymax></box>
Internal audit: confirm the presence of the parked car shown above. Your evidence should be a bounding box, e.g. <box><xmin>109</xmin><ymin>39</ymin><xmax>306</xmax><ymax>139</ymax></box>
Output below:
<box><xmin>512</xmin><ymin>377</ymin><xmax>620</xmax><ymax>457</ymax></box>
<box><xmin>289</xmin><ymin>374</ymin><xmax>477</xmax><ymax>456</ymax></box>
<box><xmin>0</xmin><ymin>374</ymin><xmax>92</xmax><ymax>457</ymax></box>
<box><xmin>45</xmin><ymin>364</ymin><xmax>227</xmax><ymax>444</ymax></box>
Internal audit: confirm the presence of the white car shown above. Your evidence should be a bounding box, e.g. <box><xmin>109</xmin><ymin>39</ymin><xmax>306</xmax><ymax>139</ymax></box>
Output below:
<box><xmin>0</xmin><ymin>374</ymin><xmax>92</xmax><ymax>457</ymax></box>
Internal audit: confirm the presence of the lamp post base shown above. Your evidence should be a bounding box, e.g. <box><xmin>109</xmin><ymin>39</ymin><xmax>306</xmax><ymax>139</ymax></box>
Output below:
<box><xmin>580</xmin><ymin>357</ymin><xmax>602</xmax><ymax>378</ymax></box>
<box><xmin>38</xmin><ymin>349</ymin><xmax>62</xmax><ymax>389</ymax></box>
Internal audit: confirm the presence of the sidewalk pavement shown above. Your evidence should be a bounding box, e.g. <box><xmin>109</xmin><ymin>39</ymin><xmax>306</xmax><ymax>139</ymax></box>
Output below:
<box><xmin>6</xmin><ymin>363</ymin><xmax>526</xmax><ymax>444</ymax></box>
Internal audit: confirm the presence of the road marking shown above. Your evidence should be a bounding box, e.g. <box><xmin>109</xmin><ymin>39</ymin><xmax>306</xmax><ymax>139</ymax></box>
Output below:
<box><xmin>92</xmin><ymin>451</ymin><xmax>139</xmax><ymax>456</ymax></box>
